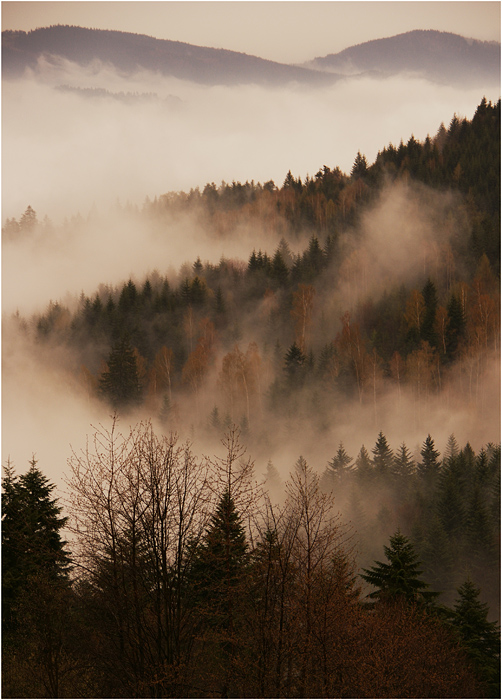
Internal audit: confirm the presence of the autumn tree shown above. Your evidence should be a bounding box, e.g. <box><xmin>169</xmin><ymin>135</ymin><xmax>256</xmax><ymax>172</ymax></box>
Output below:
<box><xmin>291</xmin><ymin>283</ymin><xmax>315</xmax><ymax>353</ymax></box>
<box><xmin>404</xmin><ymin>289</ymin><xmax>426</xmax><ymax>345</ymax></box>
<box><xmin>336</xmin><ymin>312</ymin><xmax>369</xmax><ymax>403</ymax></box>
<box><xmin>219</xmin><ymin>343</ymin><xmax>261</xmax><ymax>426</ymax></box>
<box><xmin>150</xmin><ymin>345</ymin><xmax>174</xmax><ymax>403</ymax></box>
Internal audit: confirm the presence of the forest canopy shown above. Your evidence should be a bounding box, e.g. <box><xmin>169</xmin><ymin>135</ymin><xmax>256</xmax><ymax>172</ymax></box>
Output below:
<box><xmin>2</xmin><ymin>97</ymin><xmax>500</xmax><ymax>698</ymax></box>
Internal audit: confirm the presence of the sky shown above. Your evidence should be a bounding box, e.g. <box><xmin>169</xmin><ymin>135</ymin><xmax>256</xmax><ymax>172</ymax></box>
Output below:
<box><xmin>2</xmin><ymin>1</ymin><xmax>500</xmax><ymax>64</ymax></box>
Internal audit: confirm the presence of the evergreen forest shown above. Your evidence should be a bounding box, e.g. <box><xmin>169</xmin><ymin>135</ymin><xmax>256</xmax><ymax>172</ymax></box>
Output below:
<box><xmin>2</xmin><ymin>97</ymin><xmax>500</xmax><ymax>697</ymax></box>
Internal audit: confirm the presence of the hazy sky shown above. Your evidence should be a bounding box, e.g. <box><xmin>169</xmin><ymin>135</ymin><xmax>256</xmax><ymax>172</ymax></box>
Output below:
<box><xmin>2</xmin><ymin>1</ymin><xmax>500</xmax><ymax>64</ymax></box>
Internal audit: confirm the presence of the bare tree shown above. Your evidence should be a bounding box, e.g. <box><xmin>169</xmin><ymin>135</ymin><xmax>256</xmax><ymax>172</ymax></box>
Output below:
<box><xmin>66</xmin><ymin>417</ymin><xmax>214</xmax><ymax>696</ymax></box>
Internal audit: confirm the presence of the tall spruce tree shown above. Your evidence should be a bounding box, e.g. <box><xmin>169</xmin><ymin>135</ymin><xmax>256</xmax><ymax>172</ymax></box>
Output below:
<box><xmin>321</xmin><ymin>443</ymin><xmax>353</xmax><ymax>492</ymax></box>
<box><xmin>99</xmin><ymin>335</ymin><xmax>142</xmax><ymax>408</ymax></box>
<box><xmin>372</xmin><ymin>431</ymin><xmax>394</xmax><ymax>480</ymax></box>
<box><xmin>360</xmin><ymin>529</ymin><xmax>439</xmax><ymax>608</ymax></box>
<box><xmin>417</xmin><ymin>434</ymin><xmax>441</xmax><ymax>487</ymax></box>
<box><xmin>449</xmin><ymin>579</ymin><xmax>500</xmax><ymax>697</ymax></box>
<box><xmin>2</xmin><ymin>459</ymin><xmax>70</xmax><ymax>635</ymax></box>
<box><xmin>189</xmin><ymin>489</ymin><xmax>249</xmax><ymax>625</ymax></box>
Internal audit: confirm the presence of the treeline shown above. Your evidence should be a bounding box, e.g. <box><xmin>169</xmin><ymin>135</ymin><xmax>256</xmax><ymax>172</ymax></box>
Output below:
<box><xmin>141</xmin><ymin>96</ymin><xmax>500</xmax><ymax>268</ymax></box>
<box><xmin>21</xmin><ymin>233</ymin><xmax>499</xmax><ymax>436</ymax></box>
<box><xmin>6</xmin><ymin>100</ymin><xmax>499</xmax><ymax>435</ymax></box>
<box><xmin>316</xmin><ymin>432</ymin><xmax>500</xmax><ymax>615</ymax></box>
<box><xmin>2</xmin><ymin>423</ymin><xmax>500</xmax><ymax>698</ymax></box>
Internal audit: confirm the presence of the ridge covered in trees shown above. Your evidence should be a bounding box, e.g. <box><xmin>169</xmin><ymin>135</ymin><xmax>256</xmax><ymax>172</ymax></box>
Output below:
<box><xmin>2</xmin><ymin>97</ymin><xmax>500</xmax><ymax>697</ymax></box>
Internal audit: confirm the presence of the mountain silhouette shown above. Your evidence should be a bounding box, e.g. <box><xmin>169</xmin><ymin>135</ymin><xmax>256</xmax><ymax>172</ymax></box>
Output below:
<box><xmin>1</xmin><ymin>25</ymin><xmax>338</xmax><ymax>86</ymax></box>
<box><xmin>2</xmin><ymin>26</ymin><xmax>499</xmax><ymax>89</ymax></box>
<box><xmin>306</xmin><ymin>30</ymin><xmax>500</xmax><ymax>87</ymax></box>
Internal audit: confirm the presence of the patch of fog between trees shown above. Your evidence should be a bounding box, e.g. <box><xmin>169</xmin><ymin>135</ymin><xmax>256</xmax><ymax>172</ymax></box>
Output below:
<box><xmin>2</xmin><ymin>178</ymin><xmax>500</xmax><ymax>497</ymax></box>
<box><xmin>2</xmin><ymin>57</ymin><xmax>498</xmax><ymax>221</ymax></box>
<box><xmin>0</xmin><ymin>178</ymin><xmax>473</xmax><ymax>316</ymax></box>
<box><xmin>2</xmin><ymin>308</ymin><xmax>500</xmax><ymax>501</ymax></box>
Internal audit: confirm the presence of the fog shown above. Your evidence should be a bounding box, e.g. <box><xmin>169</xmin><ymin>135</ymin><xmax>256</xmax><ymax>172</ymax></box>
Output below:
<box><xmin>2</xmin><ymin>175</ymin><xmax>500</xmax><ymax>489</ymax></box>
<box><xmin>2</xmin><ymin>58</ymin><xmax>500</xmax><ymax>550</ymax></box>
<box><xmin>2</xmin><ymin>58</ymin><xmax>499</xmax><ymax>221</ymax></box>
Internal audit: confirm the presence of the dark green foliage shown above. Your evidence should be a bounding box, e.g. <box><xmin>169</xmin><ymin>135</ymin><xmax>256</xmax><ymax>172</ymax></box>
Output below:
<box><xmin>284</xmin><ymin>341</ymin><xmax>307</xmax><ymax>385</ymax></box>
<box><xmin>322</xmin><ymin>443</ymin><xmax>353</xmax><ymax>492</ymax></box>
<box><xmin>392</xmin><ymin>442</ymin><xmax>415</xmax><ymax>480</ymax></box>
<box><xmin>446</xmin><ymin>293</ymin><xmax>465</xmax><ymax>358</ymax></box>
<box><xmin>417</xmin><ymin>434</ymin><xmax>441</xmax><ymax>485</ymax></box>
<box><xmin>355</xmin><ymin>444</ymin><xmax>373</xmax><ymax>483</ymax></box>
<box><xmin>351</xmin><ymin>151</ymin><xmax>368</xmax><ymax>178</ymax></box>
<box><xmin>361</xmin><ymin>530</ymin><xmax>439</xmax><ymax>608</ymax></box>
<box><xmin>270</xmin><ymin>248</ymin><xmax>289</xmax><ymax>287</ymax></box>
<box><xmin>415</xmin><ymin>513</ymin><xmax>455</xmax><ymax>593</ymax></box>
<box><xmin>2</xmin><ymin>460</ymin><xmax>70</xmax><ymax>635</ymax></box>
<box><xmin>372</xmin><ymin>431</ymin><xmax>394</xmax><ymax>479</ymax></box>
<box><xmin>449</xmin><ymin>579</ymin><xmax>500</xmax><ymax>697</ymax></box>
<box><xmin>99</xmin><ymin>335</ymin><xmax>142</xmax><ymax>408</ymax></box>
<box><xmin>189</xmin><ymin>489</ymin><xmax>249</xmax><ymax>615</ymax></box>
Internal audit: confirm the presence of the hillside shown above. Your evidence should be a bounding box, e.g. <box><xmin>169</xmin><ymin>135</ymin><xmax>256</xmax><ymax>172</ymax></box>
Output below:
<box><xmin>306</xmin><ymin>29</ymin><xmax>501</xmax><ymax>86</ymax></box>
<box><xmin>3</xmin><ymin>26</ymin><xmax>500</xmax><ymax>89</ymax></box>
<box><xmin>1</xmin><ymin>25</ymin><xmax>338</xmax><ymax>86</ymax></box>
<box><xmin>2</xmin><ymin>91</ymin><xmax>500</xmax><ymax>698</ymax></box>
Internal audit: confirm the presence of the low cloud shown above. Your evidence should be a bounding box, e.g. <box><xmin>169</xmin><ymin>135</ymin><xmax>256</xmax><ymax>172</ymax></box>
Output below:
<box><xmin>2</xmin><ymin>59</ymin><xmax>498</xmax><ymax>222</ymax></box>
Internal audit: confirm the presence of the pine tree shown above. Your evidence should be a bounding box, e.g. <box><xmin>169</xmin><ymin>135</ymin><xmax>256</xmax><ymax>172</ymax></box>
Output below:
<box><xmin>355</xmin><ymin>445</ymin><xmax>373</xmax><ymax>483</ymax></box>
<box><xmin>449</xmin><ymin>579</ymin><xmax>500</xmax><ymax>697</ymax></box>
<box><xmin>416</xmin><ymin>513</ymin><xmax>455</xmax><ymax>593</ymax></box>
<box><xmin>264</xmin><ymin>460</ymin><xmax>282</xmax><ymax>493</ymax></box>
<box><xmin>270</xmin><ymin>249</ymin><xmax>289</xmax><ymax>287</ymax></box>
<box><xmin>321</xmin><ymin>443</ymin><xmax>353</xmax><ymax>492</ymax></box>
<box><xmin>392</xmin><ymin>442</ymin><xmax>415</xmax><ymax>480</ymax></box>
<box><xmin>284</xmin><ymin>342</ymin><xmax>307</xmax><ymax>386</ymax></box>
<box><xmin>360</xmin><ymin>530</ymin><xmax>439</xmax><ymax>608</ymax></box>
<box><xmin>372</xmin><ymin>431</ymin><xmax>393</xmax><ymax>480</ymax></box>
<box><xmin>444</xmin><ymin>433</ymin><xmax>460</xmax><ymax>461</ymax></box>
<box><xmin>351</xmin><ymin>151</ymin><xmax>368</xmax><ymax>179</ymax></box>
<box><xmin>99</xmin><ymin>335</ymin><xmax>142</xmax><ymax>408</ymax></box>
<box><xmin>188</xmin><ymin>489</ymin><xmax>250</xmax><ymax>694</ymax></box>
<box><xmin>417</xmin><ymin>434</ymin><xmax>441</xmax><ymax>486</ymax></box>
<box><xmin>190</xmin><ymin>489</ymin><xmax>249</xmax><ymax>616</ymax></box>
<box><xmin>2</xmin><ymin>459</ymin><xmax>70</xmax><ymax>634</ymax></box>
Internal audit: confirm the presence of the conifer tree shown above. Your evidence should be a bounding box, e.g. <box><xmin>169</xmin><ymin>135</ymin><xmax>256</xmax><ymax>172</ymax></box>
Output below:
<box><xmin>321</xmin><ymin>443</ymin><xmax>353</xmax><ymax>492</ymax></box>
<box><xmin>360</xmin><ymin>529</ymin><xmax>439</xmax><ymax>608</ymax></box>
<box><xmin>444</xmin><ymin>433</ymin><xmax>460</xmax><ymax>461</ymax></box>
<box><xmin>417</xmin><ymin>434</ymin><xmax>441</xmax><ymax>486</ymax></box>
<box><xmin>99</xmin><ymin>335</ymin><xmax>142</xmax><ymax>408</ymax></box>
<box><xmin>188</xmin><ymin>489</ymin><xmax>250</xmax><ymax>695</ymax></box>
<box><xmin>392</xmin><ymin>442</ymin><xmax>415</xmax><ymax>480</ymax></box>
<box><xmin>355</xmin><ymin>445</ymin><xmax>373</xmax><ymax>483</ymax></box>
<box><xmin>449</xmin><ymin>579</ymin><xmax>500</xmax><ymax>697</ymax></box>
<box><xmin>2</xmin><ymin>459</ymin><xmax>70</xmax><ymax>635</ymax></box>
<box><xmin>371</xmin><ymin>431</ymin><xmax>393</xmax><ymax>480</ymax></box>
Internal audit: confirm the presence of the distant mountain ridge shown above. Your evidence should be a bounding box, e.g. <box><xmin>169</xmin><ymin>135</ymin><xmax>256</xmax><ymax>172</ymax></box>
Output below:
<box><xmin>2</xmin><ymin>25</ymin><xmax>500</xmax><ymax>88</ymax></box>
<box><xmin>306</xmin><ymin>29</ymin><xmax>500</xmax><ymax>86</ymax></box>
<box><xmin>1</xmin><ymin>25</ymin><xmax>338</xmax><ymax>86</ymax></box>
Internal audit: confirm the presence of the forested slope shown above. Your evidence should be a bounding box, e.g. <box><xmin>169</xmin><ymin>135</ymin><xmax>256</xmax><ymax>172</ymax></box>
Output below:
<box><xmin>2</xmin><ymin>97</ymin><xmax>500</xmax><ymax>698</ymax></box>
